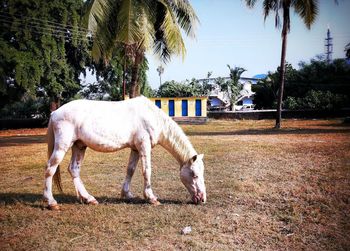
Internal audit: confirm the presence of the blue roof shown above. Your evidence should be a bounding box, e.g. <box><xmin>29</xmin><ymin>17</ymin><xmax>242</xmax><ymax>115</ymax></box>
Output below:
<box><xmin>252</xmin><ymin>74</ymin><xmax>267</xmax><ymax>79</ymax></box>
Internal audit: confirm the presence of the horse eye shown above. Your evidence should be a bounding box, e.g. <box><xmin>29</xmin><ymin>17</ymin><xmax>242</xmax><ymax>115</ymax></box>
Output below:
<box><xmin>191</xmin><ymin>171</ymin><xmax>198</xmax><ymax>179</ymax></box>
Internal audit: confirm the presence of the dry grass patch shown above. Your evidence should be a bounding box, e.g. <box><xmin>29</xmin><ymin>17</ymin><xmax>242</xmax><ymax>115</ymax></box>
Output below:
<box><xmin>0</xmin><ymin>119</ymin><xmax>349</xmax><ymax>250</ymax></box>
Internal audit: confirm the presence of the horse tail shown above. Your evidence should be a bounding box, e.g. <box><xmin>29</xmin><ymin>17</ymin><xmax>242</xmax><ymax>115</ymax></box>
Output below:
<box><xmin>47</xmin><ymin>118</ymin><xmax>63</xmax><ymax>193</ymax></box>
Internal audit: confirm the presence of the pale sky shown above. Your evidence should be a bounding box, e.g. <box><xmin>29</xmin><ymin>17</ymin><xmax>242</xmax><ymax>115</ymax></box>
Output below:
<box><xmin>146</xmin><ymin>0</ymin><xmax>350</xmax><ymax>89</ymax></box>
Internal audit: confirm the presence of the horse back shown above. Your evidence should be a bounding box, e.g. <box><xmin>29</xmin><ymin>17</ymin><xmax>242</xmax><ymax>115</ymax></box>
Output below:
<box><xmin>50</xmin><ymin>97</ymin><xmax>162</xmax><ymax>152</ymax></box>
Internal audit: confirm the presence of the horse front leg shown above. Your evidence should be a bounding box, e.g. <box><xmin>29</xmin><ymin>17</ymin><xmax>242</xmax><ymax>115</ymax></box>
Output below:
<box><xmin>138</xmin><ymin>140</ymin><xmax>159</xmax><ymax>205</ymax></box>
<box><xmin>121</xmin><ymin>149</ymin><xmax>139</xmax><ymax>200</ymax></box>
<box><xmin>68</xmin><ymin>144</ymin><xmax>98</xmax><ymax>205</ymax></box>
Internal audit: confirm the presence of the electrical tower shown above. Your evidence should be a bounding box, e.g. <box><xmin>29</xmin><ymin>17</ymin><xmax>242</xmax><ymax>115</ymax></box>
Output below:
<box><xmin>325</xmin><ymin>28</ymin><xmax>333</xmax><ymax>64</ymax></box>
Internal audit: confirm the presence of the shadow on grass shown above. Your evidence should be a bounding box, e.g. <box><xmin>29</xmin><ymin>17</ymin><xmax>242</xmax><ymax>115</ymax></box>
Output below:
<box><xmin>187</xmin><ymin>127</ymin><xmax>350</xmax><ymax>137</ymax></box>
<box><xmin>2</xmin><ymin>127</ymin><xmax>350</xmax><ymax>148</ymax></box>
<box><xmin>1</xmin><ymin>125</ymin><xmax>350</xmax><ymax>147</ymax></box>
<box><xmin>0</xmin><ymin>193</ymin><xmax>184</xmax><ymax>207</ymax></box>
<box><xmin>0</xmin><ymin>135</ymin><xmax>46</xmax><ymax>147</ymax></box>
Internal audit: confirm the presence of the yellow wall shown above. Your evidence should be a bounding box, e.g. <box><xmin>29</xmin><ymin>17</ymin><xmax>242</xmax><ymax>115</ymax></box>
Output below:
<box><xmin>149</xmin><ymin>97</ymin><xmax>207</xmax><ymax>117</ymax></box>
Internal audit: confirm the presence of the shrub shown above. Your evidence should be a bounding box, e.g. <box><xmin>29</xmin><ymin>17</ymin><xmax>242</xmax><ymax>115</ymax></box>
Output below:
<box><xmin>0</xmin><ymin>96</ymin><xmax>48</xmax><ymax>119</ymax></box>
<box><xmin>284</xmin><ymin>90</ymin><xmax>349</xmax><ymax>110</ymax></box>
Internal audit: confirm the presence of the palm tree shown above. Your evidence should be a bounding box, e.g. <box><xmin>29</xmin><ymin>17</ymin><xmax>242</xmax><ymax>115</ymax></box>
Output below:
<box><xmin>86</xmin><ymin>0</ymin><xmax>198</xmax><ymax>98</ymax></box>
<box><xmin>226</xmin><ymin>65</ymin><xmax>246</xmax><ymax>111</ymax></box>
<box><xmin>245</xmin><ymin>0</ymin><xmax>318</xmax><ymax>128</ymax></box>
<box><xmin>157</xmin><ymin>65</ymin><xmax>164</xmax><ymax>87</ymax></box>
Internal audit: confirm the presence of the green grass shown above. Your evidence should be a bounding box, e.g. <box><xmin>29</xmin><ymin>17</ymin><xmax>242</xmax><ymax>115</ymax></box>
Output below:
<box><xmin>0</xmin><ymin>119</ymin><xmax>349</xmax><ymax>250</ymax></box>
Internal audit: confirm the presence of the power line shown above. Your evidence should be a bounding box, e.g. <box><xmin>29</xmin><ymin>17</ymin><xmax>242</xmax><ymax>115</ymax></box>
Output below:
<box><xmin>0</xmin><ymin>15</ymin><xmax>92</xmax><ymax>37</ymax></box>
<box><xmin>0</xmin><ymin>11</ymin><xmax>91</xmax><ymax>33</ymax></box>
<box><xmin>0</xmin><ymin>17</ymin><xmax>93</xmax><ymax>41</ymax></box>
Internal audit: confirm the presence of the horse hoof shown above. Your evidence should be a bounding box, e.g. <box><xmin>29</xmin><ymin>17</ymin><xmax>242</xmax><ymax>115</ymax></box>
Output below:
<box><xmin>88</xmin><ymin>199</ymin><xmax>99</xmax><ymax>205</ymax></box>
<box><xmin>121</xmin><ymin>191</ymin><xmax>134</xmax><ymax>200</ymax></box>
<box><xmin>47</xmin><ymin>204</ymin><xmax>60</xmax><ymax>210</ymax></box>
<box><xmin>150</xmin><ymin>199</ymin><xmax>161</xmax><ymax>206</ymax></box>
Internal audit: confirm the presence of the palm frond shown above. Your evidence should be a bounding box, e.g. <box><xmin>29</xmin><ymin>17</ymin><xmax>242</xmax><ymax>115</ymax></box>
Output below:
<box><xmin>85</xmin><ymin>0</ymin><xmax>111</xmax><ymax>33</ymax></box>
<box><xmin>293</xmin><ymin>0</ymin><xmax>318</xmax><ymax>29</ymax></box>
<box><xmin>116</xmin><ymin>0</ymin><xmax>143</xmax><ymax>45</ymax></box>
<box><xmin>91</xmin><ymin>18</ymin><xmax>115</xmax><ymax>63</ymax></box>
<box><xmin>245</xmin><ymin>0</ymin><xmax>259</xmax><ymax>8</ymax></box>
<box><xmin>86</xmin><ymin>0</ymin><xmax>117</xmax><ymax>62</ymax></box>
<box><xmin>263</xmin><ymin>0</ymin><xmax>280</xmax><ymax>27</ymax></box>
<box><xmin>138</xmin><ymin>8</ymin><xmax>156</xmax><ymax>51</ymax></box>
<box><xmin>165</xmin><ymin>0</ymin><xmax>199</xmax><ymax>38</ymax></box>
<box><xmin>161</xmin><ymin>8</ymin><xmax>186</xmax><ymax>59</ymax></box>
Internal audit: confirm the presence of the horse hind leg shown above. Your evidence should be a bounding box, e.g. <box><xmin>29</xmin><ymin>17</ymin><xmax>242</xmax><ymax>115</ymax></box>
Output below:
<box><xmin>44</xmin><ymin>148</ymin><xmax>66</xmax><ymax>210</ymax></box>
<box><xmin>68</xmin><ymin>142</ymin><xmax>98</xmax><ymax>205</ymax></box>
<box><xmin>121</xmin><ymin>149</ymin><xmax>139</xmax><ymax>200</ymax></box>
<box><xmin>137</xmin><ymin>138</ymin><xmax>159</xmax><ymax>205</ymax></box>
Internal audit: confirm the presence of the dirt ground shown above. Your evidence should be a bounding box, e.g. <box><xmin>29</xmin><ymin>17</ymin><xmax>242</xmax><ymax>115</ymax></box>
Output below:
<box><xmin>0</xmin><ymin>119</ymin><xmax>349</xmax><ymax>250</ymax></box>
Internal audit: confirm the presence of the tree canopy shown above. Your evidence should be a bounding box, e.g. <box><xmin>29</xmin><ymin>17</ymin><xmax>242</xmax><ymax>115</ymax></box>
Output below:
<box><xmin>0</xmin><ymin>0</ymin><xmax>92</xmax><ymax>109</ymax></box>
<box><xmin>86</xmin><ymin>0</ymin><xmax>199</xmax><ymax>97</ymax></box>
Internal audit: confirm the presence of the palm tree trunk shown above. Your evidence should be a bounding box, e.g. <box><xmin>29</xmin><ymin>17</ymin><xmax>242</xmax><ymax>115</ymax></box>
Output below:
<box><xmin>275</xmin><ymin>5</ymin><xmax>289</xmax><ymax>129</ymax></box>
<box><xmin>129</xmin><ymin>50</ymin><xmax>144</xmax><ymax>98</ymax></box>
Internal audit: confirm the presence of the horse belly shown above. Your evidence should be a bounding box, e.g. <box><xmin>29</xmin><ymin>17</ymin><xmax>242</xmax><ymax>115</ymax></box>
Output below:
<box><xmin>78</xmin><ymin>123</ymin><xmax>132</xmax><ymax>152</ymax></box>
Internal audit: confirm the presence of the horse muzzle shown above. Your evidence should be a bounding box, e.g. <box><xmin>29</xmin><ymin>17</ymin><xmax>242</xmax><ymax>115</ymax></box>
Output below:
<box><xmin>192</xmin><ymin>192</ymin><xmax>206</xmax><ymax>204</ymax></box>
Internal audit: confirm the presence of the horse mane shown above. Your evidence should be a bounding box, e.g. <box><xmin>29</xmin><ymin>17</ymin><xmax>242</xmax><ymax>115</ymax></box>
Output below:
<box><xmin>143</xmin><ymin>97</ymin><xmax>197</xmax><ymax>164</ymax></box>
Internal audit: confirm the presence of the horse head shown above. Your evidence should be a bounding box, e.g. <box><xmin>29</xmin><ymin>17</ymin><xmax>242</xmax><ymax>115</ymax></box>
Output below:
<box><xmin>180</xmin><ymin>154</ymin><xmax>207</xmax><ymax>204</ymax></box>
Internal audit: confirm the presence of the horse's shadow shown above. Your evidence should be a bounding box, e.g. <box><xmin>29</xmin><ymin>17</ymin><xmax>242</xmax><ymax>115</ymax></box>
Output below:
<box><xmin>0</xmin><ymin>193</ymin><xmax>185</xmax><ymax>208</ymax></box>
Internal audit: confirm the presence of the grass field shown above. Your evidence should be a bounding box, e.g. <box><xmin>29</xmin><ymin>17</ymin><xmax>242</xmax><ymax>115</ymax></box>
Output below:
<box><xmin>0</xmin><ymin>119</ymin><xmax>349</xmax><ymax>250</ymax></box>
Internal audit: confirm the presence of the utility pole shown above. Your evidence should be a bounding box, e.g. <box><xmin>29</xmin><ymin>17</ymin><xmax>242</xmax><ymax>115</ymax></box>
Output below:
<box><xmin>325</xmin><ymin>27</ymin><xmax>333</xmax><ymax>64</ymax></box>
<box><xmin>156</xmin><ymin>65</ymin><xmax>164</xmax><ymax>87</ymax></box>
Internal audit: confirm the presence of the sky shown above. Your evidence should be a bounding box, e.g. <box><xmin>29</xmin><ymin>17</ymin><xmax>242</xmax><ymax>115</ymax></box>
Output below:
<box><xmin>145</xmin><ymin>0</ymin><xmax>350</xmax><ymax>89</ymax></box>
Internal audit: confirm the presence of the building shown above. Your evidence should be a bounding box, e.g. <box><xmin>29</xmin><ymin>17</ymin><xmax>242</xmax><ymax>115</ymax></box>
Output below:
<box><xmin>149</xmin><ymin>97</ymin><xmax>207</xmax><ymax>123</ymax></box>
<box><xmin>198</xmin><ymin>75</ymin><xmax>266</xmax><ymax>111</ymax></box>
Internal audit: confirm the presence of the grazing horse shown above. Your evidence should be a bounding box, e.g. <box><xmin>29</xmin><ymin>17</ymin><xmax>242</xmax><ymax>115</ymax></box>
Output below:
<box><xmin>43</xmin><ymin>96</ymin><xmax>206</xmax><ymax>209</ymax></box>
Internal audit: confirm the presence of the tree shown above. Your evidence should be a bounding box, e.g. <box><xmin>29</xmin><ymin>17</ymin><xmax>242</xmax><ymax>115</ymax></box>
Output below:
<box><xmin>86</xmin><ymin>0</ymin><xmax>198</xmax><ymax>98</ymax></box>
<box><xmin>86</xmin><ymin>46</ymin><xmax>152</xmax><ymax>100</ymax></box>
<box><xmin>345</xmin><ymin>42</ymin><xmax>350</xmax><ymax>59</ymax></box>
<box><xmin>156</xmin><ymin>65</ymin><xmax>164</xmax><ymax>87</ymax></box>
<box><xmin>253</xmin><ymin>58</ymin><xmax>350</xmax><ymax>110</ymax></box>
<box><xmin>213</xmin><ymin>65</ymin><xmax>246</xmax><ymax>111</ymax></box>
<box><xmin>245</xmin><ymin>0</ymin><xmax>318</xmax><ymax>128</ymax></box>
<box><xmin>0</xmin><ymin>0</ymin><xmax>92</xmax><ymax>111</ymax></box>
<box><xmin>157</xmin><ymin>79</ymin><xmax>207</xmax><ymax>97</ymax></box>
<box><xmin>253</xmin><ymin>63</ymin><xmax>297</xmax><ymax>109</ymax></box>
<box><xmin>226</xmin><ymin>65</ymin><xmax>246</xmax><ymax>111</ymax></box>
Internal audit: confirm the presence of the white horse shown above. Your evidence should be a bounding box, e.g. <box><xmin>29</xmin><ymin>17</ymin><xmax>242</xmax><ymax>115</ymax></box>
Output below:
<box><xmin>43</xmin><ymin>96</ymin><xmax>206</xmax><ymax>210</ymax></box>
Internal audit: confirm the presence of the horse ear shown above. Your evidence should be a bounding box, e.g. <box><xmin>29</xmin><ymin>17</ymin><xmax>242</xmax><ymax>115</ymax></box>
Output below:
<box><xmin>197</xmin><ymin>154</ymin><xmax>204</xmax><ymax>161</ymax></box>
<box><xmin>190</xmin><ymin>155</ymin><xmax>197</xmax><ymax>164</ymax></box>
<box><xmin>189</xmin><ymin>154</ymin><xmax>204</xmax><ymax>164</ymax></box>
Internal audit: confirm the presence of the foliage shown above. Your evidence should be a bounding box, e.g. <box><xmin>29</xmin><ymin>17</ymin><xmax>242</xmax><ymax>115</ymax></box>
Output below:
<box><xmin>201</xmin><ymin>72</ymin><xmax>214</xmax><ymax>94</ymax></box>
<box><xmin>284</xmin><ymin>90</ymin><xmax>348</xmax><ymax>110</ymax></box>
<box><xmin>253</xmin><ymin>63</ymin><xmax>297</xmax><ymax>109</ymax></box>
<box><xmin>212</xmin><ymin>65</ymin><xmax>246</xmax><ymax>110</ymax></box>
<box><xmin>226</xmin><ymin>65</ymin><xmax>246</xmax><ymax>110</ymax></box>
<box><xmin>157</xmin><ymin>79</ymin><xmax>208</xmax><ymax>97</ymax></box>
<box><xmin>0</xmin><ymin>0</ymin><xmax>92</xmax><ymax>109</ymax></box>
<box><xmin>87</xmin><ymin>0</ymin><xmax>198</xmax><ymax>63</ymax></box>
<box><xmin>0</xmin><ymin>94</ymin><xmax>48</xmax><ymax>119</ymax></box>
<box><xmin>81</xmin><ymin>47</ymin><xmax>153</xmax><ymax>100</ymax></box>
<box><xmin>345</xmin><ymin>42</ymin><xmax>350</xmax><ymax>59</ymax></box>
<box><xmin>86</xmin><ymin>0</ymin><xmax>199</xmax><ymax>97</ymax></box>
<box><xmin>253</xmin><ymin>58</ymin><xmax>350</xmax><ymax>110</ymax></box>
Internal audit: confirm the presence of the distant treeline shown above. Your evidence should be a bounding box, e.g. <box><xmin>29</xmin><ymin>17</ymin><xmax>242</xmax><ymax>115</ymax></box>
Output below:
<box><xmin>253</xmin><ymin>58</ymin><xmax>350</xmax><ymax>110</ymax></box>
